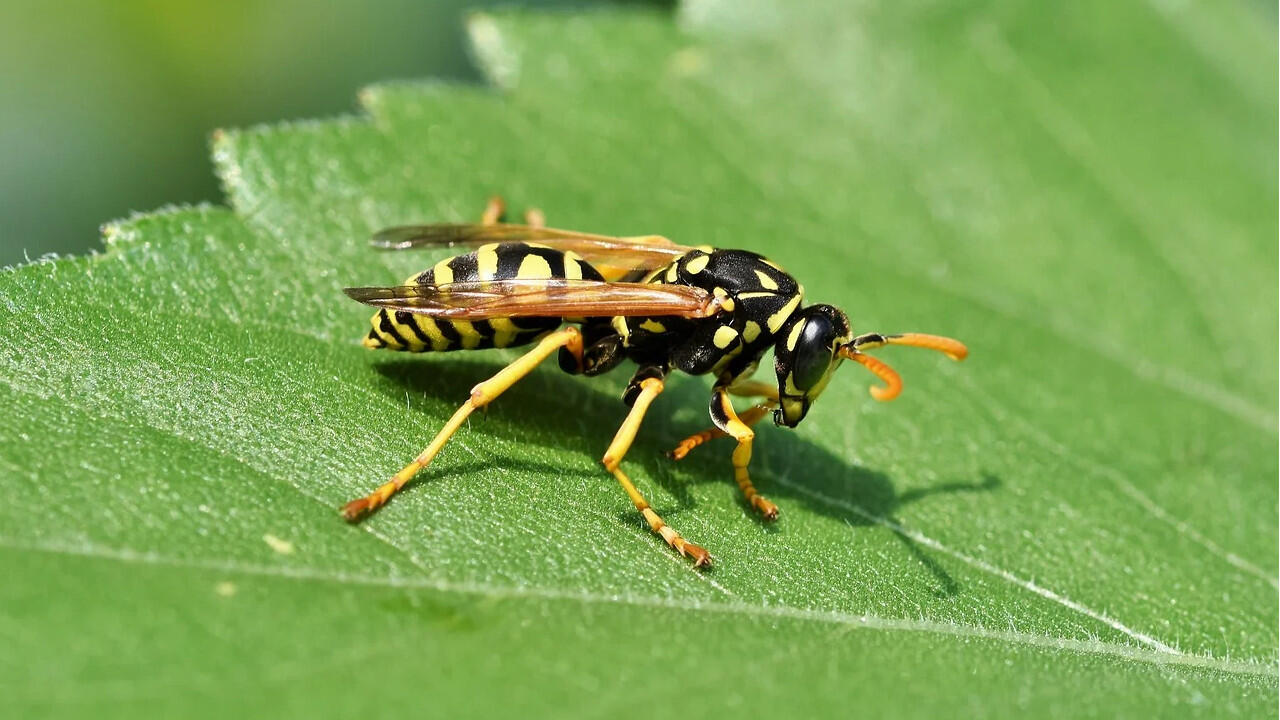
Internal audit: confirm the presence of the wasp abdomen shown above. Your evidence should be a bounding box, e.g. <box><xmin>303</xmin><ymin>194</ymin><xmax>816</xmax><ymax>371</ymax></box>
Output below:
<box><xmin>363</xmin><ymin>242</ymin><xmax>603</xmax><ymax>352</ymax></box>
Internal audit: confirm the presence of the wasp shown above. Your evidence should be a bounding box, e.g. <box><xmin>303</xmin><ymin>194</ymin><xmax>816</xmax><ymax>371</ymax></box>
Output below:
<box><xmin>342</xmin><ymin>198</ymin><xmax>967</xmax><ymax>567</ymax></box>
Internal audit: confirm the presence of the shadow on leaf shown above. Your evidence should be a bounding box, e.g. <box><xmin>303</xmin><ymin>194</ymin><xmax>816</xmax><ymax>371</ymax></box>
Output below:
<box><xmin>368</xmin><ymin>356</ymin><xmax>999</xmax><ymax>596</ymax></box>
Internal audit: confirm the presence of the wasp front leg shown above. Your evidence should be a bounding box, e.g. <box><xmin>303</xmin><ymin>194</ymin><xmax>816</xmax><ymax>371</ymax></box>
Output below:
<box><xmin>704</xmin><ymin>385</ymin><xmax>778</xmax><ymax>521</ymax></box>
<box><xmin>668</xmin><ymin>380</ymin><xmax>777</xmax><ymax>460</ymax></box>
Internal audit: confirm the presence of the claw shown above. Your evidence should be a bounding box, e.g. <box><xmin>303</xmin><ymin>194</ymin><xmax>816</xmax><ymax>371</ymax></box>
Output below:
<box><xmin>680</xmin><ymin>541</ymin><xmax>713</xmax><ymax>568</ymax></box>
<box><xmin>754</xmin><ymin>496</ymin><xmax>779</xmax><ymax>521</ymax></box>
<box><xmin>340</xmin><ymin>498</ymin><xmax>373</xmax><ymax>522</ymax></box>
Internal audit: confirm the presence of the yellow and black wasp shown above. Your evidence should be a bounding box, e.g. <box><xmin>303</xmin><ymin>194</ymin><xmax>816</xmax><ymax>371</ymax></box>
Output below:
<box><xmin>342</xmin><ymin>198</ymin><xmax>968</xmax><ymax>567</ymax></box>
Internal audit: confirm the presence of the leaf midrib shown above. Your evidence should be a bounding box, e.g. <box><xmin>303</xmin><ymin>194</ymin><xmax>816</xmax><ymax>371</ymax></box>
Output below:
<box><xmin>4</xmin><ymin>540</ymin><xmax>1272</xmax><ymax>681</ymax></box>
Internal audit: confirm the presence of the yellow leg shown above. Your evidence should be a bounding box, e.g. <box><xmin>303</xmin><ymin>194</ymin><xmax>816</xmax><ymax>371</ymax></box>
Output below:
<box><xmin>481</xmin><ymin>195</ymin><xmax>505</xmax><ymax>226</ymax></box>
<box><xmin>668</xmin><ymin>379</ymin><xmax>778</xmax><ymax>460</ymax></box>
<box><xmin>715</xmin><ymin>388</ymin><xmax>778</xmax><ymax>520</ymax></box>
<box><xmin>668</xmin><ymin>403</ymin><xmax>773</xmax><ymax>460</ymax></box>
<box><xmin>724</xmin><ymin>380</ymin><xmax>778</xmax><ymax>401</ymax></box>
<box><xmin>342</xmin><ymin>327</ymin><xmax>584</xmax><ymax>521</ymax></box>
<box><xmin>602</xmin><ymin>377</ymin><xmax>711</xmax><ymax>567</ymax></box>
<box><xmin>482</xmin><ymin>194</ymin><xmax>545</xmax><ymax>228</ymax></box>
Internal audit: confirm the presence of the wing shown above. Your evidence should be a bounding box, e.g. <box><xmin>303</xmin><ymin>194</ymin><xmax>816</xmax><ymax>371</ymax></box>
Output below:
<box><xmin>371</xmin><ymin>223</ymin><xmax>693</xmax><ymax>280</ymax></box>
<box><xmin>343</xmin><ymin>278</ymin><xmax>722</xmax><ymax>320</ymax></box>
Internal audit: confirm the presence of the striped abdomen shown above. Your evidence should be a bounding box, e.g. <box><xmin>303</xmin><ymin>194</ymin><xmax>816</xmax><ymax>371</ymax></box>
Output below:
<box><xmin>363</xmin><ymin>242</ymin><xmax>604</xmax><ymax>352</ymax></box>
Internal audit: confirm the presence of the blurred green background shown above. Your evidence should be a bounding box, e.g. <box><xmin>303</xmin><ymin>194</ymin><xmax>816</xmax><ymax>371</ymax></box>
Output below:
<box><xmin>1</xmin><ymin>0</ymin><xmax>660</xmax><ymax>266</ymax></box>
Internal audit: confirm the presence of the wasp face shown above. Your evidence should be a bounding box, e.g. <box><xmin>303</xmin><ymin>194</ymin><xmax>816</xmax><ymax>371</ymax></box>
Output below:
<box><xmin>773</xmin><ymin>304</ymin><xmax>853</xmax><ymax>427</ymax></box>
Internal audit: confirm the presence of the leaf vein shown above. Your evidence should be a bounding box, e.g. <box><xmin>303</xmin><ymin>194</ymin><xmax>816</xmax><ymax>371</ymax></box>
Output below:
<box><xmin>4</xmin><ymin>537</ymin><xmax>1270</xmax><ymax>680</ymax></box>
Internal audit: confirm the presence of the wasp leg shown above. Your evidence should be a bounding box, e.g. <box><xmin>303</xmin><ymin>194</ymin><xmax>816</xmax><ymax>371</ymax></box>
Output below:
<box><xmin>709</xmin><ymin>386</ymin><xmax>778</xmax><ymax>520</ymax></box>
<box><xmin>482</xmin><ymin>194</ymin><xmax>545</xmax><ymax>227</ymax></box>
<box><xmin>668</xmin><ymin>380</ymin><xmax>778</xmax><ymax>460</ymax></box>
<box><xmin>725</xmin><ymin>379</ymin><xmax>778</xmax><ymax>400</ymax></box>
<box><xmin>602</xmin><ymin>377</ymin><xmax>711</xmax><ymax>567</ymax></box>
<box><xmin>668</xmin><ymin>404</ymin><xmax>773</xmax><ymax>460</ymax></box>
<box><xmin>481</xmin><ymin>195</ymin><xmax>506</xmax><ymax>226</ymax></box>
<box><xmin>341</xmin><ymin>326</ymin><xmax>584</xmax><ymax>521</ymax></box>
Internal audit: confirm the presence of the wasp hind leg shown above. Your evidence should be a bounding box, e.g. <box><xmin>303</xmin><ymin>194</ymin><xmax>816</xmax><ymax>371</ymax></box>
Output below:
<box><xmin>481</xmin><ymin>196</ymin><xmax>505</xmax><ymax>226</ymax></box>
<box><xmin>341</xmin><ymin>326</ymin><xmax>584</xmax><ymax>521</ymax></box>
<box><xmin>482</xmin><ymin>195</ymin><xmax>545</xmax><ymax>228</ymax></box>
<box><xmin>602</xmin><ymin>373</ymin><xmax>711</xmax><ymax>567</ymax></box>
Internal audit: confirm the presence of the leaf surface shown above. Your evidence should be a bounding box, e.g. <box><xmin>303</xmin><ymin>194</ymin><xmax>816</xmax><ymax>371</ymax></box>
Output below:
<box><xmin>2</xmin><ymin>1</ymin><xmax>1276</xmax><ymax>716</ymax></box>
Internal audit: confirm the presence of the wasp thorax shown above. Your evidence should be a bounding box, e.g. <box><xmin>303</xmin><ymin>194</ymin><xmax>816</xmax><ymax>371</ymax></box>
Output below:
<box><xmin>773</xmin><ymin>304</ymin><xmax>853</xmax><ymax>427</ymax></box>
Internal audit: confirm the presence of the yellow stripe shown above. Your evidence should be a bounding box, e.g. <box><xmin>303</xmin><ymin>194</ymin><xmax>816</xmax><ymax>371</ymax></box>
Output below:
<box><xmin>433</xmin><ymin>257</ymin><xmax>455</xmax><ymax>285</ymax></box>
<box><xmin>712</xmin><ymin>287</ymin><xmax>735</xmax><ymax>312</ymax></box>
<box><xmin>754</xmin><ymin>270</ymin><xmax>778</xmax><ymax>290</ymax></box>
<box><xmin>413</xmin><ymin>316</ymin><xmax>450</xmax><ymax>351</ymax></box>
<box><xmin>452</xmin><ymin>320</ymin><xmax>483</xmax><ymax>349</ymax></box>
<box><xmin>665</xmin><ymin>263</ymin><xmax>680</xmax><ymax>282</ymax></box>
<box><xmin>477</xmin><ymin>243</ymin><xmax>500</xmax><ymax>280</ymax></box>
<box><xmin>490</xmin><ymin>317</ymin><xmax>521</xmax><ymax>347</ymax></box>
<box><xmin>386</xmin><ymin>312</ymin><xmax>426</xmax><ymax>351</ymax></box>
<box><xmin>786</xmin><ymin>318</ymin><xmax>805</xmax><ymax>350</ymax></box>
<box><xmin>640</xmin><ymin>319</ymin><xmax>666</xmax><ymax>333</ymax></box>
<box><xmin>612</xmin><ymin>316</ymin><xmax>631</xmax><ymax>344</ymax></box>
<box><xmin>684</xmin><ymin>253</ymin><xmax>709</xmax><ymax>274</ymax></box>
<box><xmin>711</xmin><ymin>343</ymin><xmax>743</xmax><ymax>376</ymax></box>
<box><xmin>768</xmin><ymin>294</ymin><xmax>802</xmax><ymax>334</ymax></box>
<box><xmin>517</xmin><ymin>253</ymin><xmax>553</xmax><ymax>279</ymax></box>
<box><xmin>782</xmin><ymin>398</ymin><xmax>803</xmax><ymax>417</ymax></box>
<box><xmin>742</xmin><ymin>320</ymin><xmax>762</xmax><ymax>343</ymax></box>
<box><xmin>564</xmin><ymin>251</ymin><xmax>584</xmax><ymax>280</ymax></box>
<box><xmin>713</xmin><ymin>326</ymin><xmax>738</xmax><ymax>349</ymax></box>
<box><xmin>370</xmin><ymin>312</ymin><xmax>401</xmax><ymax>349</ymax></box>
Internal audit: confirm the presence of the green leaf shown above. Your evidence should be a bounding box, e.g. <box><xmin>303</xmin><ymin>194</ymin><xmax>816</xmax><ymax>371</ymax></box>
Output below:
<box><xmin>2</xmin><ymin>1</ymin><xmax>1276</xmax><ymax>716</ymax></box>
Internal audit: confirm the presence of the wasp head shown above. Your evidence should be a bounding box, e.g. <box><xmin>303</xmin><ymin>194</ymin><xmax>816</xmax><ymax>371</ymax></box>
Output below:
<box><xmin>773</xmin><ymin>304</ymin><xmax>853</xmax><ymax>427</ymax></box>
<box><xmin>774</xmin><ymin>305</ymin><xmax>969</xmax><ymax>427</ymax></box>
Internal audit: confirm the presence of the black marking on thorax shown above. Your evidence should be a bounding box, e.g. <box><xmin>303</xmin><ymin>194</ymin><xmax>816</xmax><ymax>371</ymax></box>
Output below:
<box><xmin>615</xmin><ymin>248</ymin><xmax>804</xmax><ymax>382</ymax></box>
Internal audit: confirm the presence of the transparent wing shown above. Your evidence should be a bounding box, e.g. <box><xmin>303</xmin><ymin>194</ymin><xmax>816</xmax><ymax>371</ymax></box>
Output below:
<box><xmin>371</xmin><ymin>223</ymin><xmax>692</xmax><ymax>279</ymax></box>
<box><xmin>343</xmin><ymin>278</ymin><xmax>721</xmax><ymax>320</ymax></box>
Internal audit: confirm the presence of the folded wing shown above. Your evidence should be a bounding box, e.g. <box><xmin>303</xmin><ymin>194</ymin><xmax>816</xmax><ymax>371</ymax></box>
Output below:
<box><xmin>344</xmin><ymin>278</ymin><xmax>721</xmax><ymax>320</ymax></box>
<box><xmin>371</xmin><ymin>223</ymin><xmax>692</xmax><ymax>281</ymax></box>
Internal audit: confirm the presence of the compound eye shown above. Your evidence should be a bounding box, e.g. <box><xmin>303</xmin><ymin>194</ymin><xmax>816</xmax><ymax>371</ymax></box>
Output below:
<box><xmin>792</xmin><ymin>317</ymin><xmax>836</xmax><ymax>391</ymax></box>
